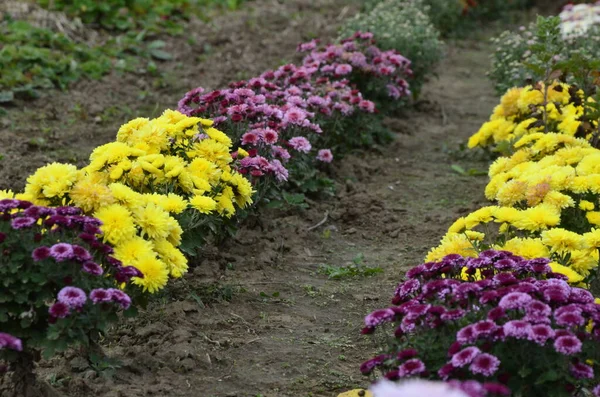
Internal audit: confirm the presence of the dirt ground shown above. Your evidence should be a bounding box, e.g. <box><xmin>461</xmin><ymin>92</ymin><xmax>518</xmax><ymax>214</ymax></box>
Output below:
<box><xmin>0</xmin><ymin>1</ymin><xmax>525</xmax><ymax>396</ymax></box>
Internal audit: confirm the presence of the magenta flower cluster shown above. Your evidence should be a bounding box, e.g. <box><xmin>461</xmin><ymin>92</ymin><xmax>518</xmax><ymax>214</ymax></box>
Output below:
<box><xmin>361</xmin><ymin>250</ymin><xmax>600</xmax><ymax>395</ymax></box>
<box><xmin>178</xmin><ymin>32</ymin><xmax>411</xmax><ymax>183</ymax></box>
<box><xmin>0</xmin><ymin>199</ymin><xmax>140</xmax><ymax>334</ymax></box>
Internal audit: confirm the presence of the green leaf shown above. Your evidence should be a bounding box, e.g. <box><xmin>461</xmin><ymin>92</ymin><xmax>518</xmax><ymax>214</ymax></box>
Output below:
<box><xmin>149</xmin><ymin>49</ymin><xmax>173</xmax><ymax>61</ymax></box>
<box><xmin>534</xmin><ymin>369</ymin><xmax>559</xmax><ymax>384</ymax></box>
<box><xmin>0</xmin><ymin>91</ymin><xmax>14</xmax><ymax>103</ymax></box>
<box><xmin>451</xmin><ymin>164</ymin><xmax>467</xmax><ymax>175</ymax></box>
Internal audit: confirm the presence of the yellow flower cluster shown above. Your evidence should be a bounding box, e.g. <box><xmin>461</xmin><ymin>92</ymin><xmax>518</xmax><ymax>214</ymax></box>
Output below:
<box><xmin>19</xmin><ymin>110</ymin><xmax>254</xmax><ymax>293</ymax></box>
<box><xmin>428</xmin><ymin>83</ymin><xmax>600</xmax><ymax>286</ymax></box>
<box><xmin>467</xmin><ymin>82</ymin><xmax>592</xmax><ymax>152</ymax></box>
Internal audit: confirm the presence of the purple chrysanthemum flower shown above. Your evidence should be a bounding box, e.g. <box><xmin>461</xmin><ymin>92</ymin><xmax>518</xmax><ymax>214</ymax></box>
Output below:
<box><xmin>593</xmin><ymin>385</ymin><xmax>600</xmax><ymax>397</ymax></box>
<box><xmin>554</xmin><ymin>335</ymin><xmax>582</xmax><ymax>355</ymax></box>
<box><xmin>473</xmin><ymin>320</ymin><xmax>498</xmax><ymax>338</ymax></box>
<box><xmin>397</xmin><ymin>358</ymin><xmax>426</xmax><ymax>377</ymax></box>
<box><xmin>48</xmin><ymin>301</ymin><xmax>70</xmax><ymax>318</ymax></box>
<box><xmin>451</xmin><ymin>347</ymin><xmax>481</xmax><ymax>368</ymax></box>
<box><xmin>395</xmin><ymin>279</ymin><xmax>420</xmax><ymax>299</ymax></box>
<box><xmin>498</xmin><ymin>292</ymin><xmax>532</xmax><ymax>310</ymax></box>
<box><xmin>89</xmin><ymin>289</ymin><xmax>112</xmax><ymax>304</ymax></box>
<box><xmin>570</xmin><ymin>288</ymin><xmax>595</xmax><ymax>304</ymax></box>
<box><xmin>108</xmin><ymin>288</ymin><xmax>131</xmax><ymax>310</ymax></box>
<box><xmin>555</xmin><ymin>311</ymin><xmax>585</xmax><ymax>328</ymax></box>
<box><xmin>492</xmin><ymin>272</ymin><xmax>517</xmax><ymax>286</ymax></box>
<box><xmin>503</xmin><ymin>320</ymin><xmax>531</xmax><ymax>339</ymax></box>
<box><xmin>469</xmin><ymin>353</ymin><xmax>500</xmax><ymax>377</ymax></box>
<box><xmin>487</xmin><ymin>307</ymin><xmax>506</xmax><ymax>321</ymax></box>
<box><xmin>360</xmin><ymin>354</ymin><xmax>389</xmax><ymax>374</ymax></box>
<box><xmin>397</xmin><ymin>348</ymin><xmax>418</xmax><ymax>361</ymax></box>
<box><xmin>483</xmin><ymin>383</ymin><xmax>511</xmax><ymax>396</ymax></box>
<box><xmin>527</xmin><ymin>324</ymin><xmax>555</xmax><ymax>345</ymax></box>
<box><xmin>570</xmin><ymin>362</ymin><xmax>594</xmax><ymax>379</ymax></box>
<box><xmin>525</xmin><ymin>300</ymin><xmax>551</xmax><ymax>319</ymax></box>
<box><xmin>0</xmin><ymin>333</ymin><xmax>22</xmax><ymax>351</ymax></box>
<box><xmin>438</xmin><ymin>363</ymin><xmax>455</xmax><ymax>380</ymax></box>
<box><xmin>49</xmin><ymin>243</ymin><xmax>74</xmax><ymax>262</ymax></box>
<box><xmin>31</xmin><ymin>246</ymin><xmax>51</xmax><ymax>262</ymax></box>
<box><xmin>57</xmin><ymin>286</ymin><xmax>87</xmax><ymax>308</ymax></box>
<box><xmin>456</xmin><ymin>325</ymin><xmax>476</xmax><ymax>344</ymax></box>
<box><xmin>11</xmin><ymin>216</ymin><xmax>37</xmax><ymax>230</ymax></box>
<box><xmin>441</xmin><ymin>309</ymin><xmax>466</xmax><ymax>322</ymax></box>
<box><xmin>365</xmin><ymin>308</ymin><xmax>395</xmax><ymax>327</ymax></box>
<box><xmin>82</xmin><ymin>261</ymin><xmax>104</xmax><ymax>276</ymax></box>
<box><xmin>72</xmin><ymin>245</ymin><xmax>92</xmax><ymax>262</ymax></box>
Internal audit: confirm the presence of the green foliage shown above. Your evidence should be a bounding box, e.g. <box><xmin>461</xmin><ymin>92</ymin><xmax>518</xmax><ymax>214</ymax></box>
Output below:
<box><xmin>36</xmin><ymin>0</ymin><xmax>247</xmax><ymax>32</ymax></box>
<box><xmin>340</xmin><ymin>0</ymin><xmax>444</xmax><ymax>98</ymax></box>
<box><xmin>489</xmin><ymin>16</ymin><xmax>600</xmax><ymax>96</ymax></box>
<box><xmin>0</xmin><ymin>20</ymin><xmax>112</xmax><ymax>100</ymax></box>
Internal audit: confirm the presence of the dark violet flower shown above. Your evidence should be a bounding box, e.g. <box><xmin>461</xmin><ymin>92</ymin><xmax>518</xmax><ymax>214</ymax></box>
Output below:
<box><xmin>451</xmin><ymin>346</ymin><xmax>481</xmax><ymax>368</ymax></box>
<box><xmin>82</xmin><ymin>261</ymin><xmax>104</xmax><ymax>276</ymax></box>
<box><xmin>57</xmin><ymin>286</ymin><xmax>87</xmax><ymax>308</ymax></box>
<box><xmin>503</xmin><ymin>320</ymin><xmax>531</xmax><ymax>339</ymax></box>
<box><xmin>360</xmin><ymin>354</ymin><xmax>389</xmax><ymax>374</ymax></box>
<box><xmin>487</xmin><ymin>307</ymin><xmax>506</xmax><ymax>321</ymax></box>
<box><xmin>527</xmin><ymin>324</ymin><xmax>555</xmax><ymax>345</ymax></box>
<box><xmin>469</xmin><ymin>353</ymin><xmax>500</xmax><ymax>377</ymax></box>
<box><xmin>473</xmin><ymin>320</ymin><xmax>498</xmax><ymax>338</ymax></box>
<box><xmin>0</xmin><ymin>333</ymin><xmax>22</xmax><ymax>351</ymax></box>
<box><xmin>525</xmin><ymin>300</ymin><xmax>551</xmax><ymax>320</ymax></box>
<box><xmin>48</xmin><ymin>301</ymin><xmax>70</xmax><ymax>318</ymax></box>
<box><xmin>570</xmin><ymin>362</ymin><xmax>594</xmax><ymax>379</ymax></box>
<box><xmin>108</xmin><ymin>289</ymin><xmax>131</xmax><ymax>309</ymax></box>
<box><xmin>89</xmin><ymin>289</ymin><xmax>112</xmax><ymax>304</ymax></box>
<box><xmin>492</xmin><ymin>272</ymin><xmax>517</xmax><ymax>286</ymax></box>
<box><xmin>397</xmin><ymin>358</ymin><xmax>426</xmax><ymax>377</ymax></box>
<box><xmin>11</xmin><ymin>216</ymin><xmax>37</xmax><ymax>229</ymax></box>
<box><xmin>482</xmin><ymin>383</ymin><xmax>511</xmax><ymax>396</ymax></box>
<box><xmin>72</xmin><ymin>245</ymin><xmax>92</xmax><ymax>262</ymax></box>
<box><xmin>438</xmin><ymin>363</ymin><xmax>455</xmax><ymax>380</ymax></box>
<box><xmin>397</xmin><ymin>348</ymin><xmax>418</xmax><ymax>361</ymax></box>
<box><xmin>498</xmin><ymin>292</ymin><xmax>532</xmax><ymax>310</ymax></box>
<box><xmin>441</xmin><ymin>309</ymin><xmax>466</xmax><ymax>322</ymax></box>
<box><xmin>456</xmin><ymin>325</ymin><xmax>476</xmax><ymax>344</ymax></box>
<box><xmin>32</xmin><ymin>246</ymin><xmax>51</xmax><ymax>262</ymax></box>
<box><xmin>543</xmin><ymin>287</ymin><xmax>569</xmax><ymax>304</ymax></box>
<box><xmin>49</xmin><ymin>243</ymin><xmax>74</xmax><ymax>262</ymax></box>
<box><xmin>554</xmin><ymin>335</ymin><xmax>582</xmax><ymax>355</ymax></box>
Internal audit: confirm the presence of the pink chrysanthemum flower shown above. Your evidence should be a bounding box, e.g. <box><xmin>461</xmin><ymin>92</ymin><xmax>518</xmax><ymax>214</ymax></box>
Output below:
<box><xmin>57</xmin><ymin>286</ymin><xmax>87</xmax><ymax>308</ymax></box>
<box><xmin>316</xmin><ymin>149</ymin><xmax>333</xmax><ymax>163</ymax></box>
<box><xmin>554</xmin><ymin>335</ymin><xmax>582</xmax><ymax>355</ymax></box>
<box><xmin>451</xmin><ymin>346</ymin><xmax>481</xmax><ymax>368</ymax></box>
<box><xmin>49</xmin><ymin>243</ymin><xmax>74</xmax><ymax>262</ymax></box>
<box><xmin>89</xmin><ymin>289</ymin><xmax>113</xmax><ymax>304</ymax></box>
<box><xmin>397</xmin><ymin>358</ymin><xmax>426</xmax><ymax>377</ymax></box>
<box><xmin>288</xmin><ymin>137</ymin><xmax>312</xmax><ymax>153</ymax></box>
<box><xmin>469</xmin><ymin>353</ymin><xmax>500</xmax><ymax>377</ymax></box>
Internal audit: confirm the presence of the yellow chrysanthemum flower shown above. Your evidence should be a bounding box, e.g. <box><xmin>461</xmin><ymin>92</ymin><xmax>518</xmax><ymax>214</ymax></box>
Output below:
<box><xmin>541</xmin><ymin>228</ymin><xmax>585</xmax><ymax>253</ymax></box>
<box><xmin>113</xmin><ymin>236</ymin><xmax>155</xmax><ymax>265</ymax></box>
<box><xmin>189</xmin><ymin>195</ymin><xmax>217</xmax><ymax>214</ymax></box>
<box><xmin>131</xmin><ymin>255</ymin><xmax>169</xmax><ymax>293</ymax></box>
<box><xmin>0</xmin><ymin>189</ymin><xmax>15</xmax><ymax>199</ymax></box>
<box><xmin>153</xmin><ymin>239</ymin><xmax>188</xmax><ymax>278</ymax></box>
<box><xmin>69</xmin><ymin>172</ymin><xmax>115</xmax><ymax>212</ymax></box>
<box><xmin>133</xmin><ymin>203</ymin><xmax>172</xmax><ymax>240</ymax></box>
<box><xmin>549</xmin><ymin>262</ymin><xmax>584</xmax><ymax>283</ymax></box>
<box><xmin>94</xmin><ymin>204</ymin><xmax>137</xmax><ymax>245</ymax></box>
<box><xmin>24</xmin><ymin>162</ymin><xmax>79</xmax><ymax>202</ymax></box>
